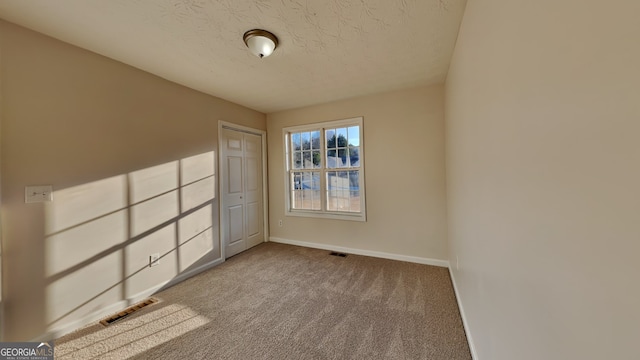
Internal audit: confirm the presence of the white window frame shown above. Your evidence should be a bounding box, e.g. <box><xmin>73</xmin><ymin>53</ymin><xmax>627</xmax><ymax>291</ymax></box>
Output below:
<box><xmin>283</xmin><ymin>117</ymin><xmax>366</xmax><ymax>222</ymax></box>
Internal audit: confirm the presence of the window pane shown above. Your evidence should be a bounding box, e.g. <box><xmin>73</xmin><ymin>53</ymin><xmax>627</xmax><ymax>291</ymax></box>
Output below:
<box><xmin>336</xmin><ymin>128</ymin><xmax>348</xmax><ymax>146</ymax></box>
<box><xmin>293</xmin><ymin>151</ymin><xmax>302</xmax><ymax>169</ymax></box>
<box><xmin>348</xmin><ymin>126</ymin><xmax>360</xmax><ymax>146</ymax></box>
<box><xmin>326</xmin><ymin>149</ymin><xmax>337</xmax><ymax>169</ymax></box>
<box><xmin>312</xmin><ymin>150</ymin><xmax>321</xmax><ymax>168</ymax></box>
<box><xmin>348</xmin><ymin>171</ymin><xmax>361</xmax><ymax>212</ymax></box>
<box><xmin>326</xmin><ymin>170</ymin><xmax>360</xmax><ymax>212</ymax></box>
<box><xmin>311</xmin><ymin>172</ymin><xmax>321</xmax><ymax>210</ymax></box>
<box><xmin>337</xmin><ymin>148</ymin><xmax>348</xmax><ymax>167</ymax></box>
<box><xmin>303</xmin><ymin>151</ymin><xmax>312</xmax><ymax>169</ymax></box>
<box><xmin>291</xmin><ymin>171</ymin><xmax>320</xmax><ymax>210</ymax></box>
<box><xmin>301</xmin><ymin>132</ymin><xmax>311</xmax><ymax>150</ymax></box>
<box><xmin>311</xmin><ymin>131</ymin><xmax>320</xmax><ymax>150</ymax></box>
<box><xmin>326</xmin><ymin>129</ymin><xmax>336</xmax><ymax>149</ymax></box>
<box><xmin>349</xmin><ymin>146</ymin><xmax>359</xmax><ymax>167</ymax></box>
<box><xmin>292</xmin><ymin>133</ymin><xmax>301</xmax><ymax>151</ymax></box>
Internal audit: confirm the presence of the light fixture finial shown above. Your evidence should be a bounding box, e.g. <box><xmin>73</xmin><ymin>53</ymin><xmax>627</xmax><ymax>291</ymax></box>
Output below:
<box><xmin>243</xmin><ymin>29</ymin><xmax>278</xmax><ymax>58</ymax></box>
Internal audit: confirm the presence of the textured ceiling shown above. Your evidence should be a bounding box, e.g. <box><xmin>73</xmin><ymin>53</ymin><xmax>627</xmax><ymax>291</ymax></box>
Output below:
<box><xmin>0</xmin><ymin>0</ymin><xmax>467</xmax><ymax>113</ymax></box>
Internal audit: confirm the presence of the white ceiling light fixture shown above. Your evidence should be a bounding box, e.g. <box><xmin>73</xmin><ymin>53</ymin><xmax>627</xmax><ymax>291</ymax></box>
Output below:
<box><xmin>243</xmin><ymin>29</ymin><xmax>279</xmax><ymax>58</ymax></box>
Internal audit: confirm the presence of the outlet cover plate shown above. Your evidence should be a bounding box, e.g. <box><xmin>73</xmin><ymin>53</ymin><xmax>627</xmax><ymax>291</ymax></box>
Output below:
<box><xmin>25</xmin><ymin>185</ymin><xmax>53</xmax><ymax>203</ymax></box>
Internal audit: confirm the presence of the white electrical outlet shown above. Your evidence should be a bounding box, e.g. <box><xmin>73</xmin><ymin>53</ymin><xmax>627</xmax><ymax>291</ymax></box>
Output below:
<box><xmin>149</xmin><ymin>253</ymin><xmax>160</xmax><ymax>267</ymax></box>
<box><xmin>25</xmin><ymin>185</ymin><xmax>53</xmax><ymax>203</ymax></box>
<box><xmin>278</xmin><ymin>219</ymin><xmax>283</xmax><ymax>227</ymax></box>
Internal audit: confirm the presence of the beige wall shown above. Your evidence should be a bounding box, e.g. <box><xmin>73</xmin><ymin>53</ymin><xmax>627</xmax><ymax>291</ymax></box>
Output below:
<box><xmin>267</xmin><ymin>86</ymin><xmax>448</xmax><ymax>262</ymax></box>
<box><xmin>445</xmin><ymin>0</ymin><xmax>640</xmax><ymax>359</ymax></box>
<box><xmin>0</xmin><ymin>20</ymin><xmax>265</xmax><ymax>341</ymax></box>
<box><xmin>0</xmin><ymin>27</ymin><xmax>4</xmax><ymax>340</ymax></box>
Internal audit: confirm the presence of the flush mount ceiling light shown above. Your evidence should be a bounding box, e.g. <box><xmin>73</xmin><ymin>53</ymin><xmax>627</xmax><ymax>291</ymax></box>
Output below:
<box><xmin>243</xmin><ymin>29</ymin><xmax>278</xmax><ymax>58</ymax></box>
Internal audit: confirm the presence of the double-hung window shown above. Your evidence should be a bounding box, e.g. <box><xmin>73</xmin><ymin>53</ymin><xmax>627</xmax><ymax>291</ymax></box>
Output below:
<box><xmin>284</xmin><ymin>117</ymin><xmax>366</xmax><ymax>221</ymax></box>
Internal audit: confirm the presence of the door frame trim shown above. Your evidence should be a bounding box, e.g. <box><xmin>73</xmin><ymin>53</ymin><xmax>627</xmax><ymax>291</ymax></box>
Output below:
<box><xmin>218</xmin><ymin>121</ymin><xmax>269</xmax><ymax>260</ymax></box>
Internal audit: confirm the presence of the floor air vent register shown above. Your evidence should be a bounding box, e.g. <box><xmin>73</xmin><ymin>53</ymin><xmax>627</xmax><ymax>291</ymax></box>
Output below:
<box><xmin>100</xmin><ymin>298</ymin><xmax>158</xmax><ymax>326</ymax></box>
<box><xmin>329</xmin><ymin>251</ymin><xmax>348</xmax><ymax>257</ymax></box>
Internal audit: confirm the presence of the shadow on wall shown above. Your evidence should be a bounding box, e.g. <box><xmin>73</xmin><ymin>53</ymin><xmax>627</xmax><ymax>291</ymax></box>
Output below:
<box><xmin>42</xmin><ymin>151</ymin><xmax>218</xmax><ymax>337</ymax></box>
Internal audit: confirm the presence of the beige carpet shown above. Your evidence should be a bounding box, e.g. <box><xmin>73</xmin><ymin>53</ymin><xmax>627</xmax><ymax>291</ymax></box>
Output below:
<box><xmin>55</xmin><ymin>242</ymin><xmax>471</xmax><ymax>359</ymax></box>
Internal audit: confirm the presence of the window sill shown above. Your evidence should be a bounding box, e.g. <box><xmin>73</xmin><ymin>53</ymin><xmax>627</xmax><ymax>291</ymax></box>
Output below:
<box><xmin>286</xmin><ymin>209</ymin><xmax>366</xmax><ymax>222</ymax></box>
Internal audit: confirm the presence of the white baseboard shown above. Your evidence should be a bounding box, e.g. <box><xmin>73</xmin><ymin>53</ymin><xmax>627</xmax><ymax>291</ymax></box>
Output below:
<box><xmin>269</xmin><ymin>237</ymin><xmax>450</xmax><ymax>268</ymax></box>
<box><xmin>448</xmin><ymin>267</ymin><xmax>478</xmax><ymax>360</ymax></box>
<box><xmin>30</xmin><ymin>257</ymin><xmax>224</xmax><ymax>342</ymax></box>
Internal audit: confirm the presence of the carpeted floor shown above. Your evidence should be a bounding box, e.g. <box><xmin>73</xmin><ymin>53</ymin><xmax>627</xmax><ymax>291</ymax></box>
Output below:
<box><xmin>55</xmin><ymin>242</ymin><xmax>471</xmax><ymax>359</ymax></box>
